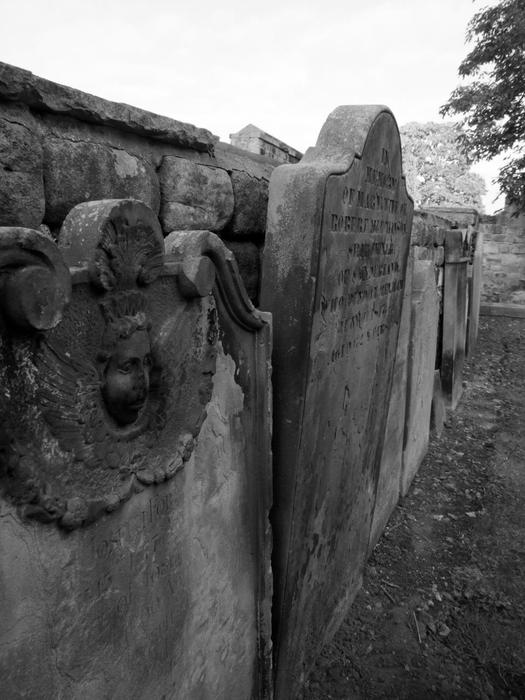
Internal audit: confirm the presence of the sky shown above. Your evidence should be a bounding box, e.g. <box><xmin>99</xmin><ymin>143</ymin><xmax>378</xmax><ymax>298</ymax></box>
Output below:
<box><xmin>1</xmin><ymin>0</ymin><xmax>505</xmax><ymax>212</ymax></box>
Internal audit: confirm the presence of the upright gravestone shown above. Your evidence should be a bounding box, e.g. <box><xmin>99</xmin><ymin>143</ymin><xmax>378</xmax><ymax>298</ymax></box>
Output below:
<box><xmin>369</xmin><ymin>254</ymin><xmax>413</xmax><ymax>550</ymax></box>
<box><xmin>0</xmin><ymin>200</ymin><xmax>273</xmax><ymax>699</ymax></box>
<box><xmin>401</xmin><ymin>260</ymin><xmax>440</xmax><ymax>495</ymax></box>
<box><xmin>441</xmin><ymin>229</ymin><xmax>469</xmax><ymax>409</ymax></box>
<box><xmin>467</xmin><ymin>229</ymin><xmax>483</xmax><ymax>357</ymax></box>
<box><xmin>260</xmin><ymin>106</ymin><xmax>413</xmax><ymax>698</ymax></box>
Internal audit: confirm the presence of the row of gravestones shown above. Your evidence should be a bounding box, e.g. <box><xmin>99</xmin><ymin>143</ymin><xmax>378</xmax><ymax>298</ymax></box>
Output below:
<box><xmin>0</xmin><ymin>106</ymin><xmax>481</xmax><ymax>699</ymax></box>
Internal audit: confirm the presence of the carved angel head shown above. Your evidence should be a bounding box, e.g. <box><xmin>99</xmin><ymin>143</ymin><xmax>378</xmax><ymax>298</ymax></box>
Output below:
<box><xmin>98</xmin><ymin>292</ymin><xmax>155</xmax><ymax>426</ymax></box>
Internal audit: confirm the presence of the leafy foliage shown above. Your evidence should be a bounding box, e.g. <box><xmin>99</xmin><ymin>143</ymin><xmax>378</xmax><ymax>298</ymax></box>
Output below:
<box><xmin>441</xmin><ymin>0</ymin><xmax>525</xmax><ymax>211</ymax></box>
<box><xmin>400</xmin><ymin>122</ymin><xmax>486</xmax><ymax>210</ymax></box>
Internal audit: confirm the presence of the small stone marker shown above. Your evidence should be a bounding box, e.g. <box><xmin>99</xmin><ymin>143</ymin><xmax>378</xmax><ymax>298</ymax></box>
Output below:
<box><xmin>0</xmin><ymin>200</ymin><xmax>272</xmax><ymax>699</ymax></box>
<box><xmin>261</xmin><ymin>106</ymin><xmax>413</xmax><ymax>698</ymax></box>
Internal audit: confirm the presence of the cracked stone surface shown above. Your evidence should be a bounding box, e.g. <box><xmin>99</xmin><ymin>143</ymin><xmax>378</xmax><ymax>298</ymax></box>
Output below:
<box><xmin>0</xmin><ymin>103</ymin><xmax>44</xmax><ymax>227</ymax></box>
<box><xmin>43</xmin><ymin>137</ymin><xmax>160</xmax><ymax>225</ymax></box>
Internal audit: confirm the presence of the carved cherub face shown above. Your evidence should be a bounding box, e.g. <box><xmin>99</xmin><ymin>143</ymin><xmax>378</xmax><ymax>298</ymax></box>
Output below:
<box><xmin>101</xmin><ymin>328</ymin><xmax>152</xmax><ymax>426</ymax></box>
<box><xmin>98</xmin><ymin>296</ymin><xmax>155</xmax><ymax>427</ymax></box>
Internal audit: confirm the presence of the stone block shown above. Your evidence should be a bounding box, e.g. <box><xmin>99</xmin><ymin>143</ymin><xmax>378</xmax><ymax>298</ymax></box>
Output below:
<box><xmin>483</xmin><ymin>240</ymin><xmax>500</xmax><ymax>254</ymax></box>
<box><xmin>230</xmin><ymin>170</ymin><xmax>268</xmax><ymax>236</ymax></box>
<box><xmin>159</xmin><ymin>157</ymin><xmax>233</xmax><ymax>233</ymax></box>
<box><xmin>401</xmin><ymin>261</ymin><xmax>440</xmax><ymax>495</ymax></box>
<box><xmin>261</xmin><ymin>106</ymin><xmax>412</xmax><ymax>699</ymax></box>
<box><xmin>0</xmin><ymin>104</ymin><xmax>44</xmax><ymax>227</ymax></box>
<box><xmin>43</xmin><ymin>138</ymin><xmax>160</xmax><ymax>225</ymax></box>
<box><xmin>0</xmin><ymin>204</ymin><xmax>272</xmax><ymax>698</ymax></box>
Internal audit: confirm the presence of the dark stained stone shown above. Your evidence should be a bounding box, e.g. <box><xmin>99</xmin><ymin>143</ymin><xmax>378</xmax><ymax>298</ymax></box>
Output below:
<box><xmin>43</xmin><ymin>138</ymin><xmax>160</xmax><ymax>225</ymax></box>
<box><xmin>224</xmin><ymin>241</ymin><xmax>261</xmax><ymax>303</ymax></box>
<box><xmin>0</xmin><ymin>103</ymin><xmax>44</xmax><ymax>227</ymax></box>
<box><xmin>430</xmin><ymin>369</ymin><xmax>446</xmax><ymax>435</ymax></box>
<box><xmin>230</xmin><ymin>170</ymin><xmax>269</xmax><ymax>236</ymax></box>
<box><xmin>260</xmin><ymin>105</ymin><xmax>413</xmax><ymax>699</ymax></box>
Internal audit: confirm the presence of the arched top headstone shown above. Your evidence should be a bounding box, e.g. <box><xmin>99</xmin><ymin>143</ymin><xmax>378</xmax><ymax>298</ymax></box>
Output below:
<box><xmin>261</xmin><ymin>105</ymin><xmax>413</xmax><ymax>699</ymax></box>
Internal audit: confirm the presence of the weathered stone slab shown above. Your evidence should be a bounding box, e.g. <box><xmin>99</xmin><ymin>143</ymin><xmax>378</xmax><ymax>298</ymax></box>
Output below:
<box><xmin>0</xmin><ymin>102</ymin><xmax>44</xmax><ymax>227</ymax></box>
<box><xmin>0</xmin><ymin>201</ymin><xmax>272</xmax><ymax>698</ymax></box>
<box><xmin>369</xmin><ymin>254</ymin><xmax>413</xmax><ymax>549</ymax></box>
<box><xmin>159</xmin><ymin>157</ymin><xmax>233</xmax><ymax>233</ymax></box>
<box><xmin>401</xmin><ymin>260</ymin><xmax>440</xmax><ymax>495</ymax></box>
<box><xmin>480</xmin><ymin>302</ymin><xmax>525</xmax><ymax>318</ymax></box>
<box><xmin>431</xmin><ymin>370</ymin><xmax>446</xmax><ymax>436</ymax></box>
<box><xmin>43</xmin><ymin>138</ymin><xmax>160</xmax><ymax>226</ymax></box>
<box><xmin>441</xmin><ymin>230</ymin><xmax>469</xmax><ymax>409</ymax></box>
<box><xmin>260</xmin><ymin>106</ymin><xmax>413</xmax><ymax>698</ymax></box>
<box><xmin>0</xmin><ymin>60</ymin><xmax>218</xmax><ymax>153</ymax></box>
<box><xmin>467</xmin><ymin>229</ymin><xmax>483</xmax><ymax>356</ymax></box>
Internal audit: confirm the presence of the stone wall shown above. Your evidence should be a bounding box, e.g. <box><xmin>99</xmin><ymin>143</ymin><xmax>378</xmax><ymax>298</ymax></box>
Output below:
<box><xmin>422</xmin><ymin>205</ymin><xmax>525</xmax><ymax>306</ymax></box>
<box><xmin>0</xmin><ymin>61</ymin><xmax>276</xmax><ymax>304</ymax></box>
<box><xmin>479</xmin><ymin>207</ymin><xmax>525</xmax><ymax>303</ymax></box>
<box><xmin>0</xmin><ymin>63</ymin><xmax>493</xmax><ymax>698</ymax></box>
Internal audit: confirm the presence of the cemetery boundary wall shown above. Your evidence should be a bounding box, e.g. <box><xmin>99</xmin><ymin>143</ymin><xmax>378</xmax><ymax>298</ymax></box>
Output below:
<box><xmin>0</xmin><ymin>61</ymin><xmax>274</xmax><ymax>304</ymax></box>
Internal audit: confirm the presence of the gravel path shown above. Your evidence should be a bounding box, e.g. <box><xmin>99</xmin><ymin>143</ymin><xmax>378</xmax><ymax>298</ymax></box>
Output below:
<box><xmin>303</xmin><ymin>316</ymin><xmax>525</xmax><ymax>700</ymax></box>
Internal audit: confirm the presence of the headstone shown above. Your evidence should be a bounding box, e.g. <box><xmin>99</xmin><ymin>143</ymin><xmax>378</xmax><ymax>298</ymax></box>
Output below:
<box><xmin>441</xmin><ymin>229</ymin><xmax>469</xmax><ymax>409</ymax></box>
<box><xmin>430</xmin><ymin>369</ymin><xmax>446</xmax><ymax>436</ymax></box>
<box><xmin>369</xmin><ymin>254</ymin><xmax>413</xmax><ymax>549</ymax></box>
<box><xmin>467</xmin><ymin>229</ymin><xmax>483</xmax><ymax>357</ymax></box>
<box><xmin>0</xmin><ymin>200</ymin><xmax>273</xmax><ymax>699</ymax></box>
<box><xmin>260</xmin><ymin>106</ymin><xmax>413</xmax><ymax>698</ymax></box>
<box><xmin>401</xmin><ymin>260</ymin><xmax>440</xmax><ymax>495</ymax></box>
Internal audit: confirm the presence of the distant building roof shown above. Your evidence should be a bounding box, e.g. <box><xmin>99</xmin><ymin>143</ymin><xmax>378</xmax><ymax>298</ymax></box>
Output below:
<box><xmin>230</xmin><ymin>124</ymin><xmax>302</xmax><ymax>164</ymax></box>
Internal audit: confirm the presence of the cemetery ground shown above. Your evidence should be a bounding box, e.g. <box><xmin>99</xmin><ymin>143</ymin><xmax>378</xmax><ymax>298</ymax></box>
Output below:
<box><xmin>304</xmin><ymin>316</ymin><xmax>525</xmax><ymax>700</ymax></box>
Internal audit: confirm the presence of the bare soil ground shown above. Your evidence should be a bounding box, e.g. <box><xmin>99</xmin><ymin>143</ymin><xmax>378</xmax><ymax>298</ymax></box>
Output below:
<box><xmin>303</xmin><ymin>316</ymin><xmax>525</xmax><ymax>700</ymax></box>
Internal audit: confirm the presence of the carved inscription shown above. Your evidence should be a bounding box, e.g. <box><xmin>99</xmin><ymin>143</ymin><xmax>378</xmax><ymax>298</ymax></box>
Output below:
<box><xmin>328</xmin><ymin>150</ymin><xmax>408</xmax><ymax>235</ymax></box>
<box><xmin>315</xmin><ymin>145</ymin><xmax>410</xmax><ymax>369</ymax></box>
<box><xmin>80</xmin><ymin>491</ymin><xmax>185</xmax><ymax>665</ymax></box>
<box><xmin>294</xmin><ymin>119</ymin><xmax>412</xmax><ymax>652</ymax></box>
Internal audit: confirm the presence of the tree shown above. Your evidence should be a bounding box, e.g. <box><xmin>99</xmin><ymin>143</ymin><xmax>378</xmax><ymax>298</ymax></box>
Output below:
<box><xmin>400</xmin><ymin>122</ymin><xmax>486</xmax><ymax>210</ymax></box>
<box><xmin>441</xmin><ymin>0</ymin><xmax>525</xmax><ymax>211</ymax></box>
